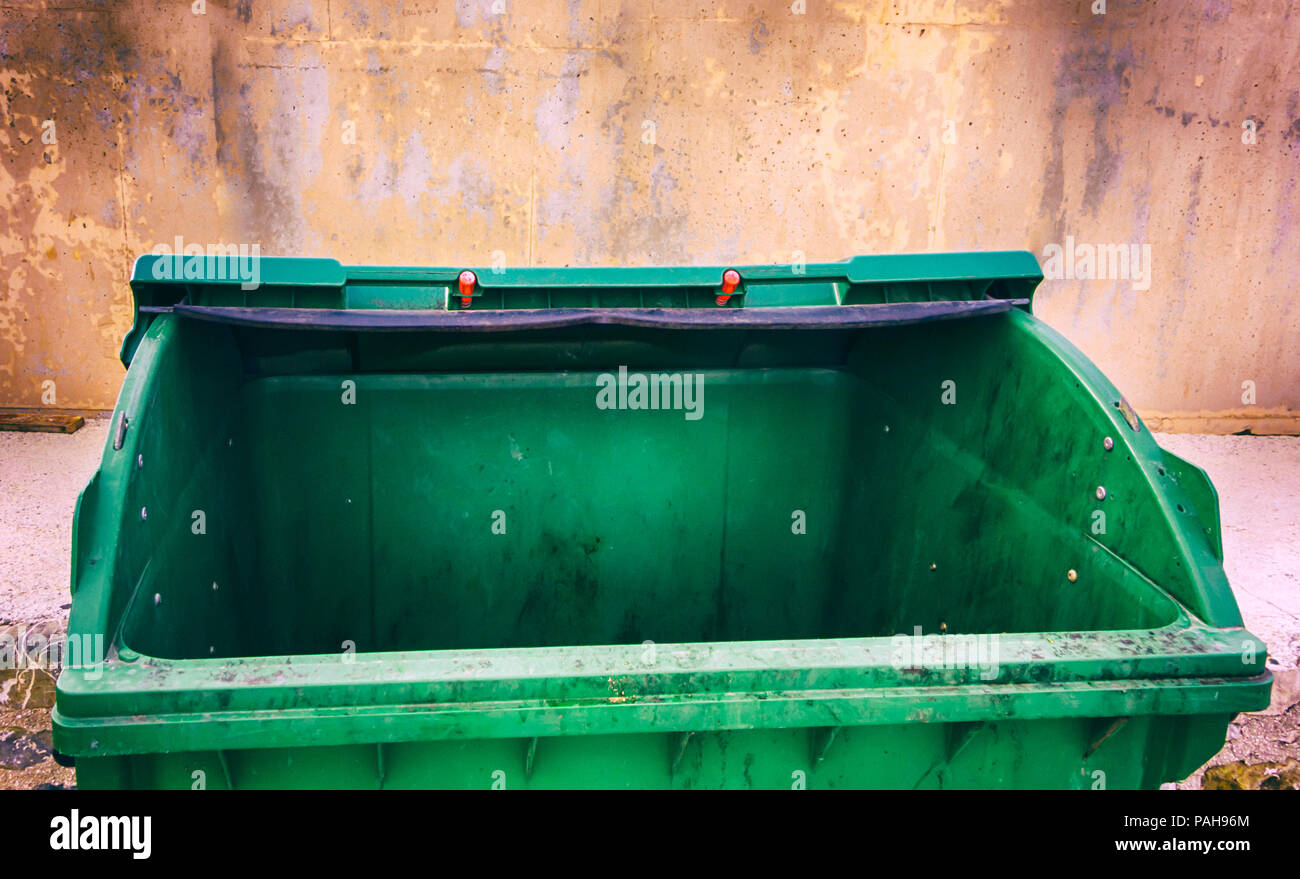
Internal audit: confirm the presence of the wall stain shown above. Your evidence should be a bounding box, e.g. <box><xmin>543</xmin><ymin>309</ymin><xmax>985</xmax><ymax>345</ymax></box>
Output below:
<box><xmin>0</xmin><ymin>1</ymin><xmax>1297</xmax><ymax>417</ymax></box>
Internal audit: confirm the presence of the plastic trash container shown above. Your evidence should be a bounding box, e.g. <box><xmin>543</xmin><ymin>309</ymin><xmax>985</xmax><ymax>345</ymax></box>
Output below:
<box><xmin>52</xmin><ymin>252</ymin><xmax>1272</xmax><ymax>789</ymax></box>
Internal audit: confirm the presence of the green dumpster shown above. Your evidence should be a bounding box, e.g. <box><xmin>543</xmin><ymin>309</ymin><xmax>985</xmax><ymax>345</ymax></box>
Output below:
<box><xmin>53</xmin><ymin>252</ymin><xmax>1271</xmax><ymax>789</ymax></box>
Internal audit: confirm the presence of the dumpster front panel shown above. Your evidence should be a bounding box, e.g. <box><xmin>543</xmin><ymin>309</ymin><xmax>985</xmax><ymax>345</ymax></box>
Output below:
<box><xmin>68</xmin><ymin>714</ymin><xmax>1240</xmax><ymax>790</ymax></box>
<box><xmin>56</xmin><ymin>253</ymin><xmax>1271</xmax><ymax>789</ymax></box>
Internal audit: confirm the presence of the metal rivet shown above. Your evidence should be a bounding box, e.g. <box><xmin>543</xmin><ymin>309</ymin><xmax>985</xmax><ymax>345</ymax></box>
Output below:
<box><xmin>140</xmin><ymin>506</ymin><xmax>148</xmax><ymax>520</ymax></box>
<box><xmin>1103</xmin><ymin>436</ymin><xmax>1114</xmax><ymax>451</ymax></box>
<box><xmin>1096</xmin><ymin>486</ymin><xmax>1107</xmax><ymax>500</ymax></box>
<box><xmin>1067</xmin><ymin>569</ymin><xmax>1078</xmax><ymax>582</ymax></box>
<box><xmin>929</xmin><ymin>563</ymin><xmax>937</xmax><ymax>571</ymax></box>
<box><xmin>136</xmin><ymin>453</ymin><xmax>144</xmax><ymax>468</ymax></box>
<box><xmin>153</xmin><ymin>593</ymin><xmax>161</xmax><ymax>605</ymax></box>
<box><xmin>212</xmin><ymin>582</ymin><xmax>219</xmax><ymax>591</ymax></box>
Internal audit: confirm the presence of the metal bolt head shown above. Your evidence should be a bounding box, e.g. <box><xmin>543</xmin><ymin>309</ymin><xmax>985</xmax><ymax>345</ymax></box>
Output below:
<box><xmin>929</xmin><ymin>562</ymin><xmax>937</xmax><ymax>571</ymax></box>
<box><xmin>1067</xmin><ymin>569</ymin><xmax>1078</xmax><ymax>583</ymax></box>
<box><xmin>1103</xmin><ymin>436</ymin><xmax>1114</xmax><ymax>451</ymax></box>
<box><xmin>1096</xmin><ymin>486</ymin><xmax>1107</xmax><ymax>500</ymax></box>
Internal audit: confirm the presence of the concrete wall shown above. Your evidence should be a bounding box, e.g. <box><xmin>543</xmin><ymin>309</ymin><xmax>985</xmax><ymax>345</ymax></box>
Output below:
<box><xmin>2</xmin><ymin>0</ymin><xmax>1297</xmax><ymax>430</ymax></box>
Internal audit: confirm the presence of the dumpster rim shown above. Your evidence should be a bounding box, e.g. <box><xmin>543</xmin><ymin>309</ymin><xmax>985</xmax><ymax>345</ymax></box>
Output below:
<box><xmin>51</xmin><ymin>670</ymin><xmax>1274</xmax><ymax>758</ymax></box>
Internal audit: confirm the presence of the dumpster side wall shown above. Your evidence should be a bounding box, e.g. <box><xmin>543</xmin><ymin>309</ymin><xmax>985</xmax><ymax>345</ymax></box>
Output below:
<box><xmin>844</xmin><ymin>310</ymin><xmax>1239</xmax><ymax>627</ymax></box>
<box><xmin>2</xmin><ymin>2</ymin><xmax>1298</xmax><ymax>430</ymax></box>
<box><xmin>67</xmin><ymin>316</ymin><xmax>253</xmax><ymax>656</ymax></box>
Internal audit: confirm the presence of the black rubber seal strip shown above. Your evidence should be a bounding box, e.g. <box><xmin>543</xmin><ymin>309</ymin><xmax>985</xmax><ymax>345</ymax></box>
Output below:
<box><xmin>145</xmin><ymin>299</ymin><xmax>1026</xmax><ymax>332</ymax></box>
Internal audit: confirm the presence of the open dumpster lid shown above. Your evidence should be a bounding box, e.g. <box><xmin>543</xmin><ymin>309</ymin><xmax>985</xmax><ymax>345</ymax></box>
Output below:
<box><xmin>122</xmin><ymin>251</ymin><xmax>1043</xmax><ymax>364</ymax></box>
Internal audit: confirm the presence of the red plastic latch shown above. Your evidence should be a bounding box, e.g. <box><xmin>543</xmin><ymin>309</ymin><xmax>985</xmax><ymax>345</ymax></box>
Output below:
<box><xmin>458</xmin><ymin>270</ymin><xmax>477</xmax><ymax>309</ymax></box>
<box><xmin>717</xmin><ymin>269</ymin><xmax>741</xmax><ymax>306</ymax></box>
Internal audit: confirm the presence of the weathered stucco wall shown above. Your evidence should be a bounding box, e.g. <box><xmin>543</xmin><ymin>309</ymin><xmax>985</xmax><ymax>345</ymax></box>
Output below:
<box><xmin>2</xmin><ymin>0</ymin><xmax>1297</xmax><ymax>429</ymax></box>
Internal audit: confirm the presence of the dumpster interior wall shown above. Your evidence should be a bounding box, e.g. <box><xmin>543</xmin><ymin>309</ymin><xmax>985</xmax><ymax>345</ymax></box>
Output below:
<box><xmin>2</xmin><ymin>2</ymin><xmax>1298</xmax><ymax>431</ymax></box>
<box><xmin>106</xmin><ymin>305</ymin><xmax>1213</xmax><ymax>661</ymax></box>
